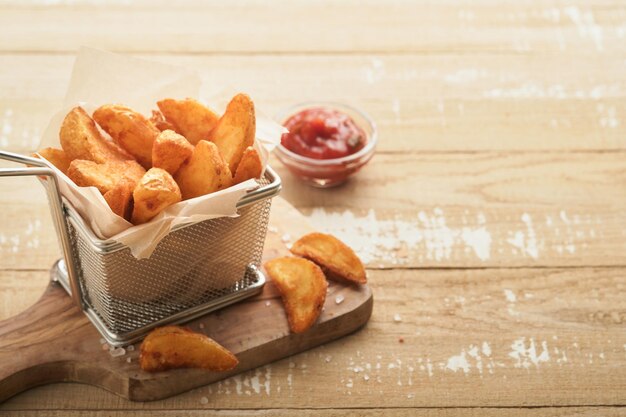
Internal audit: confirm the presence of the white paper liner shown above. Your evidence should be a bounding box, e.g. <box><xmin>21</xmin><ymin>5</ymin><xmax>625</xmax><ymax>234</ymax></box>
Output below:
<box><xmin>37</xmin><ymin>47</ymin><xmax>285</xmax><ymax>259</ymax></box>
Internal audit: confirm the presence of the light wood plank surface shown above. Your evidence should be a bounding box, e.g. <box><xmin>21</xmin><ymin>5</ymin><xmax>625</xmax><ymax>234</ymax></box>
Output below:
<box><xmin>1</xmin><ymin>0</ymin><xmax>626</xmax><ymax>414</ymax></box>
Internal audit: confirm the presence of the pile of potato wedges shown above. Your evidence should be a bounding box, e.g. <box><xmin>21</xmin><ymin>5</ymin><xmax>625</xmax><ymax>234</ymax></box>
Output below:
<box><xmin>36</xmin><ymin>94</ymin><xmax>263</xmax><ymax>225</ymax></box>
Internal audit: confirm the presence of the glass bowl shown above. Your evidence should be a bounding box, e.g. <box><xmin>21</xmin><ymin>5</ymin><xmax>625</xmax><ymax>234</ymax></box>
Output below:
<box><xmin>274</xmin><ymin>102</ymin><xmax>377</xmax><ymax>188</ymax></box>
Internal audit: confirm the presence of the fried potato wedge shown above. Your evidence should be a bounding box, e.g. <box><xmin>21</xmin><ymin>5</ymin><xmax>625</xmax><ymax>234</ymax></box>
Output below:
<box><xmin>131</xmin><ymin>168</ymin><xmax>182</xmax><ymax>224</ymax></box>
<box><xmin>174</xmin><ymin>140</ymin><xmax>232</xmax><ymax>200</ymax></box>
<box><xmin>232</xmin><ymin>146</ymin><xmax>262</xmax><ymax>185</ymax></box>
<box><xmin>150</xmin><ymin>109</ymin><xmax>175</xmax><ymax>132</ymax></box>
<box><xmin>264</xmin><ymin>257</ymin><xmax>327</xmax><ymax>333</ymax></box>
<box><xmin>152</xmin><ymin>130</ymin><xmax>194</xmax><ymax>175</ymax></box>
<box><xmin>207</xmin><ymin>93</ymin><xmax>255</xmax><ymax>173</ymax></box>
<box><xmin>35</xmin><ymin>147</ymin><xmax>72</xmax><ymax>175</ymax></box>
<box><xmin>140</xmin><ymin>325</ymin><xmax>238</xmax><ymax>372</ymax></box>
<box><xmin>93</xmin><ymin>104</ymin><xmax>160</xmax><ymax>169</ymax></box>
<box><xmin>290</xmin><ymin>233</ymin><xmax>366</xmax><ymax>285</ymax></box>
<box><xmin>67</xmin><ymin>159</ymin><xmax>145</xmax><ymax>195</ymax></box>
<box><xmin>103</xmin><ymin>179</ymin><xmax>134</xmax><ymax>220</ymax></box>
<box><xmin>60</xmin><ymin>107</ymin><xmax>132</xmax><ymax>163</ymax></box>
<box><xmin>157</xmin><ymin>98</ymin><xmax>219</xmax><ymax>145</ymax></box>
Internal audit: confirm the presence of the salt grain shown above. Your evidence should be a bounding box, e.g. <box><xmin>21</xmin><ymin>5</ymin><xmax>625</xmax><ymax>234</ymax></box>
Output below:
<box><xmin>281</xmin><ymin>233</ymin><xmax>291</xmax><ymax>243</ymax></box>
<box><xmin>268</xmin><ymin>226</ymin><xmax>278</xmax><ymax>233</ymax></box>
<box><xmin>363</xmin><ymin>374</ymin><xmax>370</xmax><ymax>381</ymax></box>
<box><xmin>101</xmin><ymin>343</ymin><xmax>109</xmax><ymax>351</ymax></box>
<box><xmin>109</xmin><ymin>347</ymin><xmax>126</xmax><ymax>357</ymax></box>
<box><xmin>126</xmin><ymin>357</ymin><xmax>132</xmax><ymax>363</ymax></box>
<box><xmin>265</xmin><ymin>301</ymin><xmax>271</xmax><ymax>307</ymax></box>
<box><xmin>393</xmin><ymin>313</ymin><xmax>402</xmax><ymax>322</ymax></box>
<box><xmin>199</xmin><ymin>323</ymin><xmax>205</xmax><ymax>329</ymax></box>
<box><xmin>99</xmin><ymin>338</ymin><xmax>106</xmax><ymax>344</ymax></box>
<box><xmin>325</xmin><ymin>356</ymin><xmax>332</xmax><ymax>363</ymax></box>
<box><xmin>200</xmin><ymin>396</ymin><xmax>209</xmax><ymax>405</ymax></box>
<box><xmin>127</xmin><ymin>345</ymin><xmax>135</xmax><ymax>352</ymax></box>
<box><xmin>335</xmin><ymin>295</ymin><xmax>345</xmax><ymax>304</ymax></box>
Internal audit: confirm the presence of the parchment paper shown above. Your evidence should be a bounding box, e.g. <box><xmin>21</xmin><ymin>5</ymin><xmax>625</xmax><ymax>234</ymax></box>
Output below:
<box><xmin>38</xmin><ymin>47</ymin><xmax>284</xmax><ymax>259</ymax></box>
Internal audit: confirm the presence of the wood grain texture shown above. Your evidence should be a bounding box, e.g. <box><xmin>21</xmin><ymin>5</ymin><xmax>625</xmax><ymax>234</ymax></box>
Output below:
<box><xmin>4</xmin><ymin>408</ymin><xmax>626</xmax><ymax>417</ymax></box>
<box><xmin>1</xmin><ymin>1</ymin><xmax>626</xmax><ymax>54</ymax></box>
<box><xmin>0</xmin><ymin>198</ymin><xmax>372</xmax><ymax>403</ymax></box>
<box><xmin>3</xmin><ymin>267</ymin><xmax>625</xmax><ymax>410</ymax></box>
<box><xmin>0</xmin><ymin>53</ymin><xmax>625</xmax><ymax>154</ymax></box>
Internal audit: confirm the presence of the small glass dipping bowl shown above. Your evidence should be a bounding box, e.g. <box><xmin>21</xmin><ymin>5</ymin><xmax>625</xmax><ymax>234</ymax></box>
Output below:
<box><xmin>274</xmin><ymin>102</ymin><xmax>377</xmax><ymax>188</ymax></box>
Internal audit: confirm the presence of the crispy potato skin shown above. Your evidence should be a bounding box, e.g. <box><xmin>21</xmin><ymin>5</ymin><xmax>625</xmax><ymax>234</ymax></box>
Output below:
<box><xmin>131</xmin><ymin>168</ymin><xmax>182</xmax><ymax>225</ymax></box>
<box><xmin>152</xmin><ymin>130</ymin><xmax>194</xmax><ymax>175</ymax></box>
<box><xmin>290</xmin><ymin>233</ymin><xmax>366</xmax><ymax>285</ymax></box>
<box><xmin>150</xmin><ymin>109</ymin><xmax>176</xmax><ymax>132</ymax></box>
<box><xmin>35</xmin><ymin>147</ymin><xmax>72</xmax><ymax>175</ymax></box>
<box><xmin>174</xmin><ymin>140</ymin><xmax>232</xmax><ymax>200</ymax></box>
<box><xmin>264</xmin><ymin>257</ymin><xmax>327</xmax><ymax>333</ymax></box>
<box><xmin>93</xmin><ymin>104</ymin><xmax>160</xmax><ymax>169</ymax></box>
<box><xmin>139</xmin><ymin>325</ymin><xmax>239</xmax><ymax>372</ymax></box>
<box><xmin>67</xmin><ymin>159</ymin><xmax>145</xmax><ymax>195</ymax></box>
<box><xmin>207</xmin><ymin>93</ymin><xmax>255</xmax><ymax>173</ymax></box>
<box><xmin>157</xmin><ymin>98</ymin><xmax>219</xmax><ymax>145</ymax></box>
<box><xmin>103</xmin><ymin>179</ymin><xmax>134</xmax><ymax>221</ymax></box>
<box><xmin>232</xmin><ymin>146</ymin><xmax>262</xmax><ymax>185</ymax></box>
<box><xmin>60</xmin><ymin>106</ymin><xmax>132</xmax><ymax>163</ymax></box>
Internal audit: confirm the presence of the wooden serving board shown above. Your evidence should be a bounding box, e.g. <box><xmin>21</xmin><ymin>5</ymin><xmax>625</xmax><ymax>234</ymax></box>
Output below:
<box><xmin>0</xmin><ymin>197</ymin><xmax>373</xmax><ymax>402</ymax></box>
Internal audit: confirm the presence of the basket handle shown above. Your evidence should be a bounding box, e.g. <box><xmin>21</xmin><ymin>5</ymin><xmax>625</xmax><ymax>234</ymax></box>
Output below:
<box><xmin>0</xmin><ymin>150</ymin><xmax>84</xmax><ymax>309</ymax></box>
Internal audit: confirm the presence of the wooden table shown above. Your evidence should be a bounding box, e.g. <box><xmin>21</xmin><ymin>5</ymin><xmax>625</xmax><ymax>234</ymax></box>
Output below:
<box><xmin>1</xmin><ymin>1</ymin><xmax>625</xmax><ymax>415</ymax></box>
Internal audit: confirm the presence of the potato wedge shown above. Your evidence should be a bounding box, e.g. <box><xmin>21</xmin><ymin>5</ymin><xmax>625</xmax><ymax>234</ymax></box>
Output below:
<box><xmin>67</xmin><ymin>159</ymin><xmax>145</xmax><ymax>195</ymax></box>
<box><xmin>174</xmin><ymin>140</ymin><xmax>232</xmax><ymax>200</ymax></box>
<box><xmin>157</xmin><ymin>98</ymin><xmax>219</xmax><ymax>145</ymax></box>
<box><xmin>139</xmin><ymin>325</ymin><xmax>238</xmax><ymax>372</ymax></box>
<box><xmin>60</xmin><ymin>107</ymin><xmax>132</xmax><ymax>163</ymax></box>
<box><xmin>290</xmin><ymin>233</ymin><xmax>366</xmax><ymax>285</ymax></box>
<box><xmin>207</xmin><ymin>93</ymin><xmax>255</xmax><ymax>173</ymax></box>
<box><xmin>34</xmin><ymin>147</ymin><xmax>72</xmax><ymax>175</ymax></box>
<box><xmin>264</xmin><ymin>257</ymin><xmax>327</xmax><ymax>333</ymax></box>
<box><xmin>103</xmin><ymin>179</ymin><xmax>134</xmax><ymax>220</ymax></box>
<box><xmin>232</xmin><ymin>146</ymin><xmax>262</xmax><ymax>185</ymax></box>
<box><xmin>131</xmin><ymin>168</ymin><xmax>182</xmax><ymax>224</ymax></box>
<box><xmin>152</xmin><ymin>130</ymin><xmax>194</xmax><ymax>175</ymax></box>
<box><xmin>150</xmin><ymin>109</ymin><xmax>175</xmax><ymax>132</ymax></box>
<box><xmin>93</xmin><ymin>104</ymin><xmax>160</xmax><ymax>169</ymax></box>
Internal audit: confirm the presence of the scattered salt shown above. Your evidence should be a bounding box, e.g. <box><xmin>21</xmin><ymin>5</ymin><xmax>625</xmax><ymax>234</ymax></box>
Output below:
<box><xmin>127</xmin><ymin>345</ymin><xmax>135</xmax><ymax>352</ymax></box>
<box><xmin>199</xmin><ymin>323</ymin><xmax>205</xmax><ymax>329</ymax></box>
<box><xmin>393</xmin><ymin>313</ymin><xmax>402</xmax><ymax>322</ymax></box>
<box><xmin>101</xmin><ymin>343</ymin><xmax>109</xmax><ymax>351</ymax></box>
<box><xmin>200</xmin><ymin>396</ymin><xmax>209</xmax><ymax>405</ymax></box>
<box><xmin>281</xmin><ymin>233</ymin><xmax>291</xmax><ymax>243</ymax></box>
<box><xmin>325</xmin><ymin>356</ymin><xmax>332</xmax><ymax>363</ymax></box>
<box><xmin>99</xmin><ymin>338</ymin><xmax>106</xmax><ymax>344</ymax></box>
<box><xmin>265</xmin><ymin>301</ymin><xmax>271</xmax><ymax>307</ymax></box>
<box><xmin>363</xmin><ymin>374</ymin><xmax>370</xmax><ymax>381</ymax></box>
<box><xmin>126</xmin><ymin>357</ymin><xmax>132</xmax><ymax>363</ymax></box>
<box><xmin>335</xmin><ymin>295</ymin><xmax>345</xmax><ymax>304</ymax></box>
<box><xmin>407</xmin><ymin>393</ymin><xmax>415</xmax><ymax>399</ymax></box>
<box><xmin>268</xmin><ymin>226</ymin><xmax>278</xmax><ymax>233</ymax></box>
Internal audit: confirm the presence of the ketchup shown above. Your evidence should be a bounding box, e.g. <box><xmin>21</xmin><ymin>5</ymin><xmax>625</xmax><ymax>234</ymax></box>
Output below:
<box><xmin>281</xmin><ymin>107</ymin><xmax>366</xmax><ymax>159</ymax></box>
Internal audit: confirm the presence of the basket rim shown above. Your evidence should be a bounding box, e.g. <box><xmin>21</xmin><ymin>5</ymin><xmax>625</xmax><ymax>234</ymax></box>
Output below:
<box><xmin>64</xmin><ymin>165</ymin><xmax>281</xmax><ymax>254</ymax></box>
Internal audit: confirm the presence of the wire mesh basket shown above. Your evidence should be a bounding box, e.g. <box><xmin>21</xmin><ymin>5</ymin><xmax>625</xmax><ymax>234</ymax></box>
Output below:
<box><xmin>0</xmin><ymin>151</ymin><xmax>281</xmax><ymax>346</ymax></box>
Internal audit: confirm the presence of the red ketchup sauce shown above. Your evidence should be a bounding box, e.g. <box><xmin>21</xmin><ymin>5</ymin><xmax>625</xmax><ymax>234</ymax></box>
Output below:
<box><xmin>281</xmin><ymin>108</ymin><xmax>366</xmax><ymax>160</ymax></box>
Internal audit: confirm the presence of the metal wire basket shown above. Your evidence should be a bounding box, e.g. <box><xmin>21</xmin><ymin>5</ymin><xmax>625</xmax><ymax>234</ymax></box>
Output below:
<box><xmin>0</xmin><ymin>151</ymin><xmax>281</xmax><ymax>346</ymax></box>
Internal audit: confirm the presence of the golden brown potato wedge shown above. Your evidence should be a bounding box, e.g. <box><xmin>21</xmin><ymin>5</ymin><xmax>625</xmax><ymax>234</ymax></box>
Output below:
<box><xmin>150</xmin><ymin>109</ymin><xmax>175</xmax><ymax>132</ymax></box>
<box><xmin>103</xmin><ymin>179</ymin><xmax>134</xmax><ymax>221</ymax></box>
<box><xmin>174</xmin><ymin>140</ymin><xmax>232</xmax><ymax>200</ymax></box>
<box><xmin>139</xmin><ymin>325</ymin><xmax>238</xmax><ymax>372</ymax></box>
<box><xmin>67</xmin><ymin>159</ymin><xmax>145</xmax><ymax>195</ymax></box>
<box><xmin>131</xmin><ymin>168</ymin><xmax>182</xmax><ymax>224</ymax></box>
<box><xmin>152</xmin><ymin>130</ymin><xmax>194</xmax><ymax>176</ymax></box>
<box><xmin>290</xmin><ymin>233</ymin><xmax>366</xmax><ymax>285</ymax></box>
<box><xmin>207</xmin><ymin>93</ymin><xmax>255</xmax><ymax>173</ymax></box>
<box><xmin>60</xmin><ymin>106</ymin><xmax>132</xmax><ymax>164</ymax></box>
<box><xmin>232</xmin><ymin>146</ymin><xmax>262</xmax><ymax>185</ymax></box>
<box><xmin>93</xmin><ymin>104</ymin><xmax>160</xmax><ymax>169</ymax></box>
<box><xmin>264</xmin><ymin>257</ymin><xmax>328</xmax><ymax>333</ymax></box>
<box><xmin>157</xmin><ymin>98</ymin><xmax>219</xmax><ymax>145</ymax></box>
<box><xmin>34</xmin><ymin>147</ymin><xmax>72</xmax><ymax>175</ymax></box>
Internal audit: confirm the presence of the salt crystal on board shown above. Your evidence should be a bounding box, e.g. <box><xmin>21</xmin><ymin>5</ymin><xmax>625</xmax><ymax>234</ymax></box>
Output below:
<box><xmin>101</xmin><ymin>343</ymin><xmax>109</xmax><ymax>351</ymax></box>
<box><xmin>268</xmin><ymin>226</ymin><xmax>278</xmax><ymax>234</ymax></box>
<box><xmin>265</xmin><ymin>301</ymin><xmax>271</xmax><ymax>307</ymax></box>
<box><xmin>126</xmin><ymin>357</ymin><xmax>132</xmax><ymax>363</ymax></box>
<box><xmin>325</xmin><ymin>356</ymin><xmax>332</xmax><ymax>363</ymax></box>
<box><xmin>127</xmin><ymin>345</ymin><xmax>135</xmax><ymax>352</ymax></box>
<box><xmin>281</xmin><ymin>233</ymin><xmax>291</xmax><ymax>243</ymax></box>
<box><xmin>99</xmin><ymin>338</ymin><xmax>105</xmax><ymax>344</ymax></box>
<box><xmin>364</xmin><ymin>374</ymin><xmax>370</xmax><ymax>381</ymax></box>
<box><xmin>393</xmin><ymin>313</ymin><xmax>402</xmax><ymax>322</ymax></box>
<box><xmin>109</xmin><ymin>347</ymin><xmax>126</xmax><ymax>357</ymax></box>
<box><xmin>200</xmin><ymin>396</ymin><xmax>209</xmax><ymax>405</ymax></box>
<box><xmin>199</xmin><ymin>323</ymin><xmax>205</xmax><ymax>329</ymax></box>
<box><xmin>335</xmin><ymin>295</ymin><xmax>345</xmax><ymax>304</ymax></box>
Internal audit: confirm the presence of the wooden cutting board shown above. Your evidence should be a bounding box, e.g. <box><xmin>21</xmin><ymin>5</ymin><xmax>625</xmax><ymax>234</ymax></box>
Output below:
<box><xmin>0</xmin><ymin>197</ymin><xmax>373</xmax><ymax>402</ymax></box>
